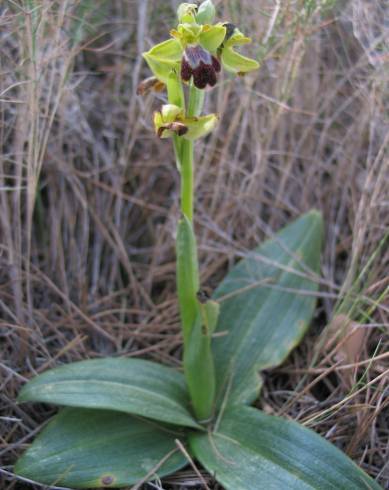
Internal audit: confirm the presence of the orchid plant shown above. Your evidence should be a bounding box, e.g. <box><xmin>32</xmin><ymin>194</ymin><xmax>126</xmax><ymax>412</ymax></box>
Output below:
<box><xmin>14</xmin><ymin>2</ymin><xmax>381</xmax><ymax>489</ymax></box>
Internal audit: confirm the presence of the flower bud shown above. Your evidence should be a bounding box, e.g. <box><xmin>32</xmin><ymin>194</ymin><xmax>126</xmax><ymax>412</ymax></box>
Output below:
<box><xmin>177</xmin><ymin>3</ymin><xmax>198</xmax><ymax>24</ymax></box>
<box><xmin>196</xmin><ymin>0</ymin><xmax>216</xmax><ymax>25</ymax></box>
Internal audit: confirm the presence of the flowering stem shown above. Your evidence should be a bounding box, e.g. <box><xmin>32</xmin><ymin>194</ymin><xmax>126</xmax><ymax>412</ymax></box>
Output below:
<box><xmin>180</xmin><ymin>139</ymin><xmax>194</xmax><ymax>222</ymax></box>
<box><xmin>188</xmin><ymin>82</ymin><xmax>205</xmax><ymax>118</ymax></box>
<box><xmin>176</xmin><ymin>83</ymin><xmax>204</xmax><ymax>223</ymax></box>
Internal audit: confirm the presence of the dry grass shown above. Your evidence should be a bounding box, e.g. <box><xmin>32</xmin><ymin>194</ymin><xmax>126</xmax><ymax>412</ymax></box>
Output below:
<box><xmin>0</xmin><ymin>0</ymin><xmax>388</xmax><ymax>489</ymax></box>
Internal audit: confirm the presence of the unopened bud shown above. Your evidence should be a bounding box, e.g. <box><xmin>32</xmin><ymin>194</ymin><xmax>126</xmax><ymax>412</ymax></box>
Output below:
<box><xmin>196</xmin><ymin>0</ymin><xmax>216</xmax><ymax>24</ymax></box>
<box><xmin>177</xmin><ymin>3</ymin><xmax>198</xmax><ymax>24</ymax></box>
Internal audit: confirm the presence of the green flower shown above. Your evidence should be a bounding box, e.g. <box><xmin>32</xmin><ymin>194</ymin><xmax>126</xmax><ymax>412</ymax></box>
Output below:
<box><xmin>143</xmin><ymin>22</ymin><xmax>225</xmax><ymax>89</ymax></box>
<box><xmin>219</xmin><ymin>23</ymin><xmax>260</xmax><ymax>74</ymax></box>
<box><xmin>142</xmin><ymin>1</ymin><xmax>259</xmax><ymax>90</ymax></box>
<box><xmin>154</xmin><ymin>104</ymin><xmax>218</xmax><ymax>140</ymax></box>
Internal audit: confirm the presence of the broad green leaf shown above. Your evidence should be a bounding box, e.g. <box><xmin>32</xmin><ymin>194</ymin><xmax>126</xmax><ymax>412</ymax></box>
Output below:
<box><xmin>212</xmin><ymin>211</ymin><xmax>323</xmax><ymax>406</ymax></box>
<box><xmin>18</xmin><ymin>358</ymin><xmax>199</xmax><ymax>428</ymax></box>
<box><xmin>15</xmin><ymin>408</ymin><xmax>188</xmax><ymax>488</ymax></box>
<box><xmin>190</xmin><ymin>406</ymin><xmax>381</xmax><ymax>490</ymax></box>
<box><xmin>176</xmin><ymin>216</ymin><xmax>200</xmax><ymax>345</ymax></box>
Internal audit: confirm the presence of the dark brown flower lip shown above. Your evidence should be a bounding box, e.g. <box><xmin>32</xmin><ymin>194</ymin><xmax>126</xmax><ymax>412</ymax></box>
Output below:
<box><xmin>157</xmin><ymin>122</ymin><xmax>188</xmax><ymax>138</ymax></box>
<box><xmin>181</xmin><ymin>45</ymin><xmax>221</xmax><ymax>90</ymax></box>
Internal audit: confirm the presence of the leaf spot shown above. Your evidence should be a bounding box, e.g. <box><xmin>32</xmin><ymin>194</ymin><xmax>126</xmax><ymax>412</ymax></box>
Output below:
<box><xmin>101</xmin><ymin>475</ymin><xmax>115</xmax><ymax>486</ymax></box>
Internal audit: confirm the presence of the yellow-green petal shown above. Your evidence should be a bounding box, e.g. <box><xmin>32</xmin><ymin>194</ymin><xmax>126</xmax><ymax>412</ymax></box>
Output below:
<box><xmin>200</xmin><ymin>24</ymin><xmax>226</xmax><ymax>52</ymax></box>
<box><xmin>221</xmin><ymin>47</ymin><xmax>259</xmax><ymax>73</ymax></box>
<box><xmin>143</xmin><ymin>39</ymin><xmax>183</xmax><ymax>83</ymax></box>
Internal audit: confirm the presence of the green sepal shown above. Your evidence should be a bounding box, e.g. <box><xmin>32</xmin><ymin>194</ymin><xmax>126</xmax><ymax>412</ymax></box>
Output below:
<box><xmin>190</xmin><ymin>406</ymin><xmax>382</xmax><ymax>490</ymax></box>
<box><xmin>15</xmin><ymin>408</ymin><xmax>188</xmax><ymax>488</ymax></box>
<box><xmin>199</xmin><ymin>24</ymin><xmax>226</xmax><ymax>52</ymax></box>
<box><xmin>221</xmin><ymin>47</ymin><xmax>260</xmax><ymax>73</ymax></box>
<box><xmin>219</xmin><ymin>26</ymin><xmax>259</xmax><ymax>74</ymax></box>
<box><xmin>143</xmin><ymin>39</ymin><xmax>182</xmax><ymax>83</ymax></box>
<box><xmin>184</xmin><ymin>113</ymin><xmax>218</xmax><ymax>140</ymax></box>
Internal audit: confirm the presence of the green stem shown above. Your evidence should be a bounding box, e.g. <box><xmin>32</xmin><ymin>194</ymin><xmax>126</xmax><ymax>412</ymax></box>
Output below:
<box><xmin>171</xmin><ymin>78</ymin><xmax>215</xmax><ymax>422</ymax></box>
<box><xmin>176</xmin><ymin>82</ymin><xmax>204</xmax><ymax>222</ymax></box>
<box><xmin>180</xmin><ymin>140</ymin><xmax>194</xmax><ymax>222</ymax></box>
<box><xmin>188</xmin><ymin>83</ymin><xmax>205</xmax><ymax>117</ymax></box>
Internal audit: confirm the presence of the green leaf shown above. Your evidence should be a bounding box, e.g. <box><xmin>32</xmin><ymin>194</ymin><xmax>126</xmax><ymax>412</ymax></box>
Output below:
<box><xmin>201</xmin><ymin>299</ymin><xmax>220</xmax><ymax>335</ymax></box>
<box><xmin>184</xmin><ymin>312</ymin><xmax>216</xmax><ymax>422</ymax></box>
<box><xmin>183</xmin><ymin>299</ymin><xmax>220</xmax><ymax>419</ymax></box>
<box><xmin>212</xmin><ymin>211</ymin><xmax>324</xmax><ymax>406</ymax></box>
<box><xmin>15</xmin><ymin>408</ymin><xmax>188</xmax><ymax>488</ymax></box>
<box><xmin>176</xmin><ymin>216</ymin><xmax>200</xmax><ymax>345</ymax></box>
<box><xmin>18</xmin><ymin>358</ymin><xmax>199</xmax><ymax>428</ymax></box>
<box><xmin>190</xmin><ymin>406</ymin><xmax>381</xmax><ymax>490</ymax></box>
